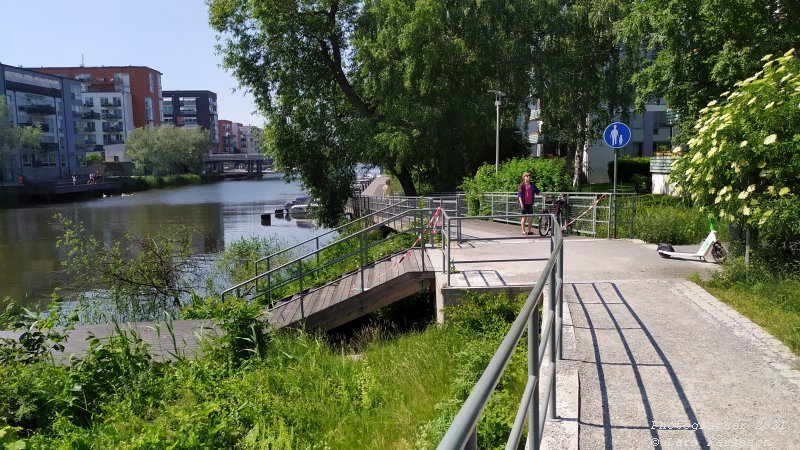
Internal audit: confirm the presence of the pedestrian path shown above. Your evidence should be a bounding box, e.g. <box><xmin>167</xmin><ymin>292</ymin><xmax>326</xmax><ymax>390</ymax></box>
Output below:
<box><xmin>566</xmin><ymin>279</ymin><xmax>800</xmax><ymax>449</ymax></box>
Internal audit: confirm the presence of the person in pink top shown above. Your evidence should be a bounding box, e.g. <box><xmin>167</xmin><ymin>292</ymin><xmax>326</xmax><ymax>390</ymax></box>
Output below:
<box><xmin>517</xmin><ymin>172</ymin><xmax>540</xmax><ymax>235</ymax></box>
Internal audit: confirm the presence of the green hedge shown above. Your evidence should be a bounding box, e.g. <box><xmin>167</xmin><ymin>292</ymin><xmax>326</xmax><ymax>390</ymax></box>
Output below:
<box><xmin>608</xmin><ymin>156</ymin><xmax>650</xmax><ymax>183</ymax></box>
<box><xmin>461</xmin><ymin>157</ymin><xmax>572</xmax><ymax>215</ymax></box>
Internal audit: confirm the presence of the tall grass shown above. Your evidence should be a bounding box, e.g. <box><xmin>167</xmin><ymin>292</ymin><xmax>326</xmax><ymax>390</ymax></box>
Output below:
<box><xmin>2</xmin><ymin>293</ymin><xmax>528</xmax><ymax>448</ymax></box>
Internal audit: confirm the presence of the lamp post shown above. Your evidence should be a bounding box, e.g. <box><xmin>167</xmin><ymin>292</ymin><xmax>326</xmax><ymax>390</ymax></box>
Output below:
<box><xmin>488</xmin><ymin>90</ymin><xmax>505</xmax><ymax>173</ymax></box>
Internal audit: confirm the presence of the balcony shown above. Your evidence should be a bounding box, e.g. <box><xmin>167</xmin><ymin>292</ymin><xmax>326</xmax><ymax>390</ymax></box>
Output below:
<box><xmin>39</xmin><ymin>142</ymin><xmax>60</xmax><ymax>151</ymax></box>
<box><xmin>100</xmin><ymin>100</ymin><xmax>122</xmax><ymax>108</ymax></box>
<box><xmin>103</xmin><ymin>139</ymin><xmax>124</xmax><ymax>145</ymax></box>
<box><xmin>83</xmin><ymin>111</ymin><xmax>101</xmax><ymax>120</ymax></box>
<box><xmin>102</xmin><ymin>125</ymin><xmax>124</xmax><ymax>133</ymax></box>
<box><xmin>83</xmin><ymin>102</ymin><xmax>94</xmax><ymax>108</ymax></box>
<box><xmin>102</xmin><ymin>112</ymin><xmax>123</xmax><ymax>120</ymax></box>
<box><xmin>650</xmin><ymin>155</ymin><xmax>679</xmax><ymax>174</ymax></box>
<box><xmin>18</xmin><ymin>104</ymin><xmax>56</xmax><ymax>115</ymax></box>
<box><xmin>21</xmin><ymin>121</ymin><xmax>50</xmax><ymax>132</ymax></box>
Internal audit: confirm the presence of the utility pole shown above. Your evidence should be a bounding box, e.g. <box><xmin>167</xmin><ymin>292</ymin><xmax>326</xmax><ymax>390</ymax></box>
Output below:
<box><xmin>488</xmin><ymin>90</ymin><xmax>505</xmax><ymax>173</ymax></box>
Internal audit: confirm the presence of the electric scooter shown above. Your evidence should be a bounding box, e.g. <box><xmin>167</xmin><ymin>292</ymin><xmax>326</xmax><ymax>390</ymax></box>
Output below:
<box><xmin>657</xmin><ymin>224</ymin><xmax>728</xmax><ymax>263</ymax></box>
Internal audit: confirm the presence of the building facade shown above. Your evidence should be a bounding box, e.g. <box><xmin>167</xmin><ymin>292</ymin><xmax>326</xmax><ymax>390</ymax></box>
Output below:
<box><xmin>161</xmin><ymin>90</ymin><xmax>219</xmax><ymax>151</ymax></box>
<box><xmin>239</xmin><ymin>125</ymin><xmax>262</xmax><ymax>155</ymax></box>
<box><xmin>33</xmin><ymin>66</ymin><xmax>162</xmax><ymax>129</ymax></box>
<box><xmin>217</xmin><ymin>119</ymin><xmax>244</xmax><ymax>154</ymax></box>
<box><xmin>1</xmin><ymin>64</ymin><xmax>84</xmax><ymax>183</ymax></box>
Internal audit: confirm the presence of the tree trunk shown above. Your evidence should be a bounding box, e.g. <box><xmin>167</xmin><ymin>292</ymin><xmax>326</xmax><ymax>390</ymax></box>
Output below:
<box><xmin>572</xmin><ymin>118</ymin><xmax>589</xmax><ymax>188</ymax></box>
<box><xmin>396</xmin><ymin>167</ymin><xmax>417</xmax><ymax>197</ymax></box>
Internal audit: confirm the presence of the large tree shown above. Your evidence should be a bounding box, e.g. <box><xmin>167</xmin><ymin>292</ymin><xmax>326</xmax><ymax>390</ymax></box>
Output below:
<box><xmin>125</xmin><ymin>125</ymin><xmax>210</xmax><ymax>175</ymax></box>
<box><xmin>0</xmin><ymin>97</ymin><xmax>43</xmax><ymax>183</ymax></box>
<box><xmin>618</xmin><ymin>0</ymin><xmax>800</xmax><ymax>131</ymax></box>
<box><xmin>530</xmin><ymin>0</ymin><xmax>637</xmax><ymax>186</ymax></box>
<box><xmin>208</xmin><ymin>0</ymin><xmax>536</xmax><ymax>224</ymax></box>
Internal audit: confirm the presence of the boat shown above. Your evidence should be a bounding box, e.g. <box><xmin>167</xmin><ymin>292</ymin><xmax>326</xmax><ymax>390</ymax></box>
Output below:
<box><xmin>283</xmin><ymin>195</ymin><xmax>317</xmax><ymax>218</ymax></box>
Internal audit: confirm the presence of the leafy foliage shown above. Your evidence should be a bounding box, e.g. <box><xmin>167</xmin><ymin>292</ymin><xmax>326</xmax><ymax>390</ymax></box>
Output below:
<box><xmin>54</xmin><ymin>214</ymin><xmax>204</xmax><ymax>322</ymax></box>
<box><xmin>209</xmin><ymin>0</ymin><xmax>537</xmax><ymax>225</ymax></box>
<box><xmin>671</xmin><ymin>49</ymin><xmax>800</xmax><ymax>247</ymax></box>
<box><xmin>0</xmin><ymin>96</ymin><xmax>42</xmax><ymax>181</ymax></box>
<box><xmin>125</xmin><ymin>125</ymin><xmax>210</xmax><ymax>175</ymax></box>
<box><xmin>461</xmin><ymin>157</ymin><xmax>573</xmax><ymax>215</ymax></box>
<box><xmin>618</xmin><ymin>0</ymin><xmax>800</xmax><ymax>130</ymax></box>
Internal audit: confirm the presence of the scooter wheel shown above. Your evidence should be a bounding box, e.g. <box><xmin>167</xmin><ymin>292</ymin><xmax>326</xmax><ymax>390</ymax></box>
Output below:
<box><xmin>711</xmin><ymin>242</ymin><xmax>728</xmax><ymax>263</ymax></box>
<box><xmin>657</xmin><ymin>243</ymin><xmax>674</xmax><ymax>258</ymax></box>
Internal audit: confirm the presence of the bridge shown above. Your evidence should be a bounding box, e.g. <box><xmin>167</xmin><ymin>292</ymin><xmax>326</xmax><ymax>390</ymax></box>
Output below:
<box><xmin>2</xmin><ymin>192</ymin><xmax>799</xmax><ymax>449</ymax></box>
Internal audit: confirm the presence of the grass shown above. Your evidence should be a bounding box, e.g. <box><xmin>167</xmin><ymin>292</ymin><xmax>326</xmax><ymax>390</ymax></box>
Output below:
<box><xmin>2</xmin><ymin>293</ymin><xmax>528</xmax><ymax>448</ymax></box>
<box><xmin>694</xmin><ymin>259</ymin><xmax>800</xmax><ymax>355</ymax></box>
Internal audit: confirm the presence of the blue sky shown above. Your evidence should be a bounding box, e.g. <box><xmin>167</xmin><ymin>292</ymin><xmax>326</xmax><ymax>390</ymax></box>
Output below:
<box><xmin>0</xmin><ymin>0</ymin><xmax>262</xmax><ymax>126</ymax></box>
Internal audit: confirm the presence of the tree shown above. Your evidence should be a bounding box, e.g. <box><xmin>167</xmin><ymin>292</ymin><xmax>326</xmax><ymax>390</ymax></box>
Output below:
<box><xmin>55</xmin><ymin>214</ymin><xmax>204</xmax><ymax>322</ymax></box>
<box><xmin>618</xmin><ymin>0</ymin><xmax>800</xmax><ymax>131</ymax></box>
<box><xmin>530</xmin><ymin>0</ymin><xmax>637</xmax><ymax>186</ymax></box>
<box><xmin>125</xmin><ymin>125</ymin><xmax>210</xmax><ymax>175</ymax></box>
<box><xmin>208</xmin><ymin>0</ymin><xmax>537</xmax><ymax>225</ymax></box>
<box><xmin>0</xmin><ymin>97</ymin><xmax>43</xmax><ymax>182</ymax></box>
<box><xmin>671</xmin><ymin>49</ymin><xmax>800</xmax><ymax>248</ymax></box>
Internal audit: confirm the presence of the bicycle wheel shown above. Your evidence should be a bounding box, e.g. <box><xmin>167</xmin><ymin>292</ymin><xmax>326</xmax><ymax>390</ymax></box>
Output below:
<box><xmin>711</xmin><ymin>242</ymin><xmax>728</xmax><ymax>263</ymax></box>
<box><xmin>538</xmin><ymin>214</ymin><xmax>551</xmax><ymax>236</ymax></box>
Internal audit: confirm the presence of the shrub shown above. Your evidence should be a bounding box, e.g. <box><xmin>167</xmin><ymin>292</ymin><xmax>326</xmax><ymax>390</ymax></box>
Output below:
<box><xmin>608</xmin><ymin>155</ymin><xmax>650</xmax><ymax>183</ymax></box>
<box><xmin>461</xmin><ymin>157</ymin><xmax>572</xmax><ymax>215</ymax></box>
<box><xmin>634</xmin><ymin>205</ymin><xmax>712</xmax><ymax>244</ymax></box>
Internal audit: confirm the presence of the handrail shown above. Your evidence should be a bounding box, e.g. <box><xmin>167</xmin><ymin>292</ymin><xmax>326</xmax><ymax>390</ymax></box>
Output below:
<box><xmin>478</xmin><ymin>191</ymin><xmax>635</xmax><ymax>239</ymax></box>
<box><xmin>220</xmin><ymin>207</ymin><xmax>440</xmax><ymax>308</ymax></box>
<box><xmin>438</xmin><ymin>209</ymin><xmax>564</xmax><ymax>450</ymax></box>
<box><xmin>253</xmin><ymin>200</ymin><xmax>412</xmax><ymax>277</ymax></box>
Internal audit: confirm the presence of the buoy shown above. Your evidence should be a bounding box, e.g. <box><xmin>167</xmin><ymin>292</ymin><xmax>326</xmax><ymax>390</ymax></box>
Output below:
<box><xmin>260</xmin><ymin>213</ymin><xmax>271</xmax><ymax>225</ymax></box>
<box><xmin>274</xmin><ymin>208</ymin><xmax>284</xmax><ymax>217</ymax></box>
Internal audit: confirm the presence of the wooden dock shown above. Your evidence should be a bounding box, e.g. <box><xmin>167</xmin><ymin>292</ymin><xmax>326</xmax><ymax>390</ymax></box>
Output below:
<box><xmin>265</xmin><ymin>248</ymin><xmax>435</xmax><ymax>330</ymax></box>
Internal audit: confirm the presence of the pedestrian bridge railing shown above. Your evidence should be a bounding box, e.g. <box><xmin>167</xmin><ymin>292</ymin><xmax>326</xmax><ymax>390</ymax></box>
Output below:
<box><xmin>438</xmin><ymin>209</ymin><xmax>565</xmax><ymax>450</ymax></box>
<box><xmin>478</xmin><ymin>191</ymin><xmax>636</xmax><ymax>239</ymax></box>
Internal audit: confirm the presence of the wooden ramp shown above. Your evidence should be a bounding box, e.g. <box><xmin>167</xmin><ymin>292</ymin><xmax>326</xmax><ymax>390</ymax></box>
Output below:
<box><xmin>265</xmin><ymin>249</ymin><xmax>435</xmax><ymax>331</ymax></box>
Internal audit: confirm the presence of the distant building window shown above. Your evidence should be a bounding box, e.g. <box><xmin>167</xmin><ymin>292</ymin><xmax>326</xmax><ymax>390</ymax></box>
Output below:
<box><xmin>149</xmin><ymin>73</ymin><xmax>154</xmax><ymax>93</ymax></box>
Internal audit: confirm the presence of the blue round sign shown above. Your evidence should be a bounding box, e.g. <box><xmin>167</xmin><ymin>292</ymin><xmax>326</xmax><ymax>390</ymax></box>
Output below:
<box><xmin>603</xmin><ymin>122</ymin><xmax>631</xmax><ymax>148</ymax></box>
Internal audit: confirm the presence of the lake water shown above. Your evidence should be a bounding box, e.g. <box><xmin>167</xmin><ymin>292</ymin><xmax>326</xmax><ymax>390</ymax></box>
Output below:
<box><xmin>0</xmin><ymin>179</ymin><xmax>327</xmax><ymax>308</ymax></box>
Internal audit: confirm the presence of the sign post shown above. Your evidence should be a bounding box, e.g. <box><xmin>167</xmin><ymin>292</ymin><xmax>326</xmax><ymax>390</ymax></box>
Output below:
<box><xmin>603</xmin><ymin>122</ymin><xmax>631</xmax><ymax>239</ymax></box>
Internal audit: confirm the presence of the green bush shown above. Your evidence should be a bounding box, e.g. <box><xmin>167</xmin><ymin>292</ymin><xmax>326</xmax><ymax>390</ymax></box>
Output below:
<box><xmin>608</xmin><ymin>155</ymin><xmax>650</xmax><ymax>183</ymax></box>
<box><xmin>634</xmin><ymin>205</ymin><xmax>714</xmax><ymax>244</ymax></box>
<box><xmin>461</xmin><ymin>157</ymin><xmax>572</xmax><ymax>215</ymax></box>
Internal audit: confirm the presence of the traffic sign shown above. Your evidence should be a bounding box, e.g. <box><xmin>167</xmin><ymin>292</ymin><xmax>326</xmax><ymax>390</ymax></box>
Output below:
<box><xmin>603</xmin><ymin>122</ymin><xmax>631</xmax><ymax>148</ymax></box>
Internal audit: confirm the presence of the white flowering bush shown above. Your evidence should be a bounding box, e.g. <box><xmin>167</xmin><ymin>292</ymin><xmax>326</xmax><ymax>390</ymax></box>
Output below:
<box><xmin>672</xmin><ymin>49</ymin><xmax>800</xmax><ymax>245</ymax></box>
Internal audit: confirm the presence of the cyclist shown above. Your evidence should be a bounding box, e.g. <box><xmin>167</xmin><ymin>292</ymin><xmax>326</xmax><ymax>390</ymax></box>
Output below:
<box><xmin>517</xmin><ymin>172</ymin><xmax>540</xmax><ymax>235</ymax></box>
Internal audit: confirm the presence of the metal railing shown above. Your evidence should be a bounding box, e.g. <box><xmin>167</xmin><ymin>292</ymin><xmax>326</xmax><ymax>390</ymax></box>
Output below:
<box><xmin>438</xmin><ymin>211</ymin><xmax>564</xmax><ymax>450</ymax></box>
<box><xmin>219</xmin><ymin>207</ymin><xmax>440</xmax><ymax>313</ymax></box>
<box><xmin>479</xmin><ymin>191</ymin><xmax>636</xmax><ymax>239</ymax></box>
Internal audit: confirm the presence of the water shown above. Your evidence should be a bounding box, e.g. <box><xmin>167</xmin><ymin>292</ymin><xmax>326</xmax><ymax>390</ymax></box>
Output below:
<box><xmin>0</xmin><ymin>179</ymin><xmax>327</xmax><ymax>308</ymax></box>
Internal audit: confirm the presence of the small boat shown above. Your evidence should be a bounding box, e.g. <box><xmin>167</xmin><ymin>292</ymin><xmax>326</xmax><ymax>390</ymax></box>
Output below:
<box><xmin>283</xmin><ymin>195</ymin><xmax>317</xmax><ymax>218</ymax></box>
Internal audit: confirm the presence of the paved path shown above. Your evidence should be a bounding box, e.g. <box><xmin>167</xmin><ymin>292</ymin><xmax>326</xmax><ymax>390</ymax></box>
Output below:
<box><xmin>439</xmin><ymin>220</ymin><xmax>800</xmax><ymax>449</ymax></box>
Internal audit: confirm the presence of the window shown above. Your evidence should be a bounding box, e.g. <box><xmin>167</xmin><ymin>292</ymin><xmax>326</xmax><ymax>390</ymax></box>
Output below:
<box><xmin>149</xmin><ymin>73</ymin><xmax>154</xmax><ymax>93</ymax></box>
<box><xmin>144</xmin><ymin>97</ymin><xmax>154</xmax><ymax>125</ymax></box>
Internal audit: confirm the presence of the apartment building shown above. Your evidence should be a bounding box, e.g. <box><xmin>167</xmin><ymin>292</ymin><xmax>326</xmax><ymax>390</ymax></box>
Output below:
<box><xmin>217</xmin><ymin>119</ymin><xmax>244</xmax><ymax>154</ymax></box>
<box><xmin>33</xmin><ymin>66</ymin><xmax>162</xmax><ymax>129</ymax></box>
<box><xmin>1</xmin><ymin>64</ymin><xmax>84</xmax><ymax>183</ymax></box>
<box><xmin>162</xmin><ymin>90</ymin><xmax>219</xmax><ymax>151</ymax></box>
<box><xmin>239</xmin><ymin>125</ymin><xmax>262</xmax><ymax>155</ymax></box>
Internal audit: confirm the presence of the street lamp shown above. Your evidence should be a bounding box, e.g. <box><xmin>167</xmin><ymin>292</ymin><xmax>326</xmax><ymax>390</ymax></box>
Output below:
<box><xmin>488</xmin><ymin>90</ymin><xmax>505</xmax><ymax>173</ymax></box>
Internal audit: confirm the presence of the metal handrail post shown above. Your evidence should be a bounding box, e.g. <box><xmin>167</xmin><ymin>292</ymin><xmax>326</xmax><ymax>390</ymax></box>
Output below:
<box><xmin>529</xmin><ymin>294</ymin><xmax>540</xmax><ymax>450</ymax></box>
<box><xmin>360</xmin><ymin>229</ymin><xmax>366</xmax><ymax>292</ymax></box>
<box><xmin>557</xmin><ymin>233</ymin><xmax>564</xmax><ymax>360</ymax></box>
<box><xmin>316</xmin><ymin>236</ymin><xmax>320</xmax><ymax>265</ymax></box>
<box><xmin>266</xmin><ymin>256</ymin><xmax>272</xmax><ymax>304</ymax></box>
<box><xmin>446</xmin><ymin>216</ymin><xmax>452</xmax><ymax>286</ymax></box>
<box><xmin>298</xmin><ymin>257</ymin><xmax>305</xmax><ymax>319</ymax></box>
<box><xmin>548</xmin><ymin>255</ymin><xmax>557</xmax><ymax>421</ymax></box>
<box><xmin>630</xmin><ymin>194</ymin><xmax>636</xmax><ymax>239</ymax></box>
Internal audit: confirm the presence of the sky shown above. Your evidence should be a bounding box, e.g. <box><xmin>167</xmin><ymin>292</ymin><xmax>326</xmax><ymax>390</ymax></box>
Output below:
<box><xmin>0</xmin><ymin>0</ymin><xmax>263</xmax><ymax>126</ymax></box>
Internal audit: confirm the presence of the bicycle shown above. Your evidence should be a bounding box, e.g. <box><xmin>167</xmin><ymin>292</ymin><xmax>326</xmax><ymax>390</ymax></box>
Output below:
<box><xmin>538</xmin><ymin>194</ymin><xmax>568</xmax><ymax>236</ymax></box>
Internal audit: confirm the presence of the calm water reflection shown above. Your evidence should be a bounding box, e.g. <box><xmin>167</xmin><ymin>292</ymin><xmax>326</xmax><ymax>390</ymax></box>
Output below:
<box><xmin>0</xmin><ymin>179</ymin><xmax>325</xmax><ymax>307</ymax></box>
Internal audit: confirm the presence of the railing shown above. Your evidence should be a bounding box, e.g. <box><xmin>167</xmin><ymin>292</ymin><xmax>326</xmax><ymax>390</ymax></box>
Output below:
<box><xmin>438</xmin><ymin>211</ymin><xmax>564</xmax><ymax>450</ymax></box>
<box><xmin>220</xmin><ymin>204</ymin><xmax>438</xmax><ymax>309</ymax></box>
<box><xmin>355</xmin><ymin>195</ymin><xmax>467</xmax><ymax>239</ymax></box>
<box><xmin>479</xmin><ymin>191</ymin><xmax>636</xmax><ymax>239</ymax></box>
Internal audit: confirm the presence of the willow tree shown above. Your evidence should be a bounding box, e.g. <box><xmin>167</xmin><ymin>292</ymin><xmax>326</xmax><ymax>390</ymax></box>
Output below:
<box><xmin>208</xmin><ymin>0</ymin><xmax>536</xmax><ymax>225</ymax></box>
